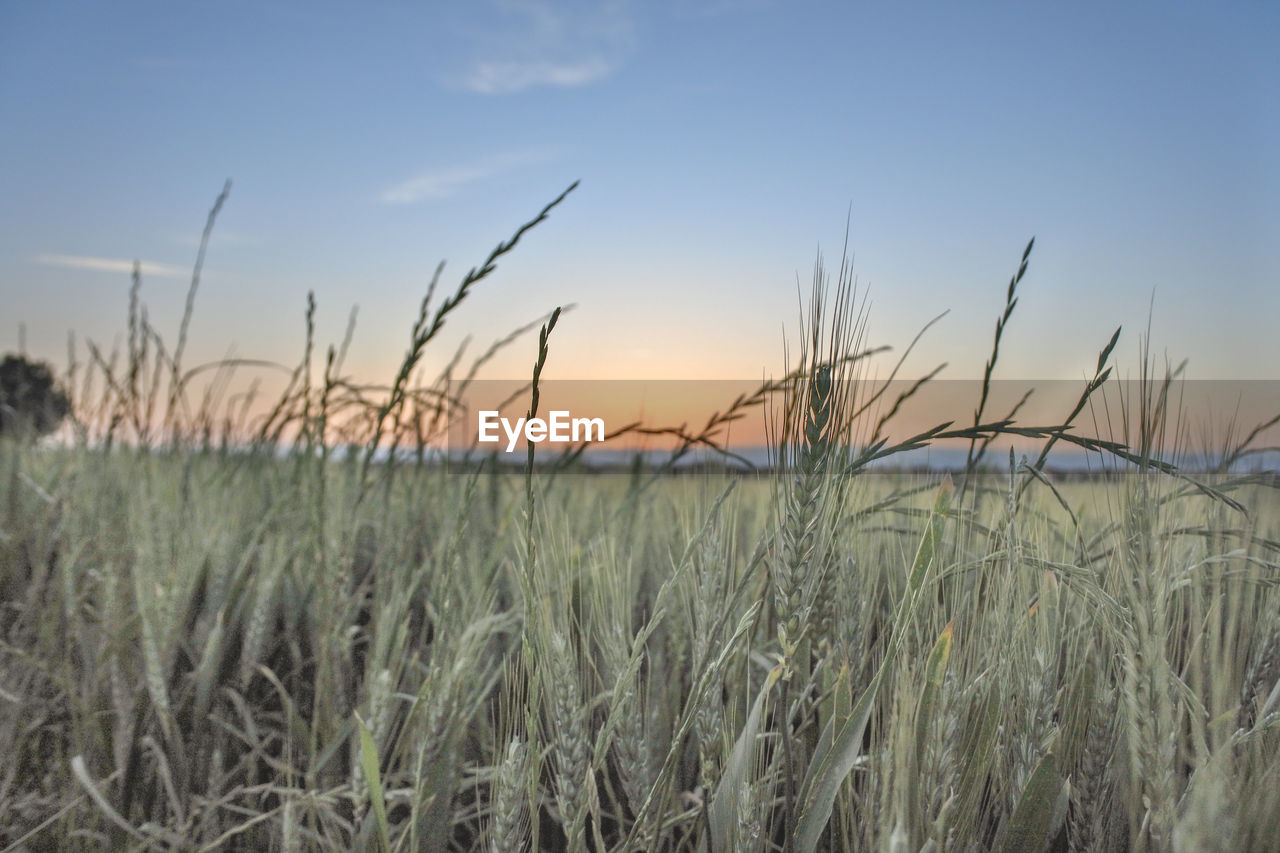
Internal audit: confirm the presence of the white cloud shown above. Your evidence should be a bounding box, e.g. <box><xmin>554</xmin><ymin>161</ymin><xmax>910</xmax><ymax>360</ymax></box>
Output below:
<box><xmin>35</xmin><ymin>254</ymin><xmax>188</xmax><ymax>278</ymax></box>
<box><xmin>463</xmin><ymin>57</ymin><xmax>615</xmax><ymax>95</ymax></box>
<box><xmin>380</xmin><ymin>150</ymin><xmax>552</xmax><ymax>204</ymax></box>
<box><xmin>455</xmin><ymin>0</ymin><xmax>634</xmax><ymax>95</ymax></box>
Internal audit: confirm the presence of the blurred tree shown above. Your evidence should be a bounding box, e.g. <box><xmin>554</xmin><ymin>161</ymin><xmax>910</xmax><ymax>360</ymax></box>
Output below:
<box><xmin>0</xmin><ymin>354</ymin><xmax>71</xmax><ymax>439</ymax></box>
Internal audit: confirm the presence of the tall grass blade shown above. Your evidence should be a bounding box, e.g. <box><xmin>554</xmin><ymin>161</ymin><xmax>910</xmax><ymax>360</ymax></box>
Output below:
<box><xmin>793</xmin><ymin>478</ymin><xmax>953</xmax><ymax>853</ymax></box>
<box><xmin>356</xmin><ymin>712</ymin><xmax>393</xmax><ymax>853</ymax></box>
<box><xmin>709</xmin><ymin>664</ymin><xmax>782</xmax><ymax>853</ymax></box>
<box><xmin>998</xmin><ymin>749</ymin><xmax>1065</xmax><ymax>853</ymax></box>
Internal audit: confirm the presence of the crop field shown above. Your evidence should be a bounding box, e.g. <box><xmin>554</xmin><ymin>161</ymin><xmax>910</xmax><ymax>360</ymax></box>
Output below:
<box><xmin>2</xmin><ymin>197</ymin><xmax>1279</xmax><ymax>852</ymax></box>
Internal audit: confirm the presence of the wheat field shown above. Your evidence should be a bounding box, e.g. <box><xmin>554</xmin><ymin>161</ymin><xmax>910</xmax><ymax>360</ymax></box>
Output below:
<box><xmin>2</xmin><ymin>188</ymin><xmax>1278</xmax><ymax>852</ymax></box>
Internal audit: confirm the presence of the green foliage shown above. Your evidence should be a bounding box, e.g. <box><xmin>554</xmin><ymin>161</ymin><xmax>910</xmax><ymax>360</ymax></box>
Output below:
<box><xmin>356</xmin><ymin>712</ymin><xmax>392</xmax><ymax>853</ymax></box>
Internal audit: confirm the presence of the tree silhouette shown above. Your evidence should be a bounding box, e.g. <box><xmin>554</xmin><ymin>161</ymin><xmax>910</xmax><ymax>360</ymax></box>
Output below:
<box><xmin>0</xmin><ymin>354</ymin><xmax>71</xmax><ymax>439</ymax></box>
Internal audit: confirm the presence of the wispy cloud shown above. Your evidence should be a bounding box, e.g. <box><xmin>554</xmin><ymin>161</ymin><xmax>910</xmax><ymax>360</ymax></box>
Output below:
<box><xmin>380</xmin><ymin>150</ymin><xmax>552</xmax><ymax>204</ymax></box>
<box><xmin>463</xmin><ymin>58</ymin><xmax>615</xmax><ymax>95</ymax></box>
<box><xmin>35</xmin><ymin>254</ymin><xmax>188</xmax><ymax>279</ymax></box>
<box><xmin>455</xmin><ymin>0</ymin><xmax>634</xmax><ymax>95</ymax></box>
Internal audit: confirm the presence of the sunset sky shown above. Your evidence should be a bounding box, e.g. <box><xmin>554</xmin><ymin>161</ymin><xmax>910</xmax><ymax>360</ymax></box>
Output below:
<box><xmin>2</xmin><ymin>1</ymin><xmax>1277</xmax><ymax>420</ymax></box>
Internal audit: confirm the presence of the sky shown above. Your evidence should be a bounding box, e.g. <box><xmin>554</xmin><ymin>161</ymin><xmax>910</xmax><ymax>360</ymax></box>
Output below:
<box><xmin>2</xmin><ymin>1</ymin><xmax>1277</xmax><ymax>424</ymax></box>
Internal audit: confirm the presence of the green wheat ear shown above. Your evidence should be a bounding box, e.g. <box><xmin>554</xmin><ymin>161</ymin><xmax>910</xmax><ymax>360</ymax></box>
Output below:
<box><xmin>805</xmin><ymin>364</ymin><xmax>832</xmax><ymax>452</ymax></box>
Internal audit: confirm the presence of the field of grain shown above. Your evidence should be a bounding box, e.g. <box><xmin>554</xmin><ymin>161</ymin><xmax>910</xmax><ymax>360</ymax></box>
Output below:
<box><xmin>2</xmin><ymin>194</ymin><xmax>1279</xmax><ymax>852</ymax></box>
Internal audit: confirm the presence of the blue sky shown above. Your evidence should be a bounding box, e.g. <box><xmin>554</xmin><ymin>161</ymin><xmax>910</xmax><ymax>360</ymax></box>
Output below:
<box><xmin>2</xmin><ymin>1</ymin><xmax>1277</xmax><ymax>397</ymax></box>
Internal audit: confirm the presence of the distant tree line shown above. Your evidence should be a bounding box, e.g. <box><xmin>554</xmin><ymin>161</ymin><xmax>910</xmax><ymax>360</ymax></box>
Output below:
<box><xmin>0</xmin><ymin>354</ymin><xmax>70</xmax><ymax>439</ymax></box>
